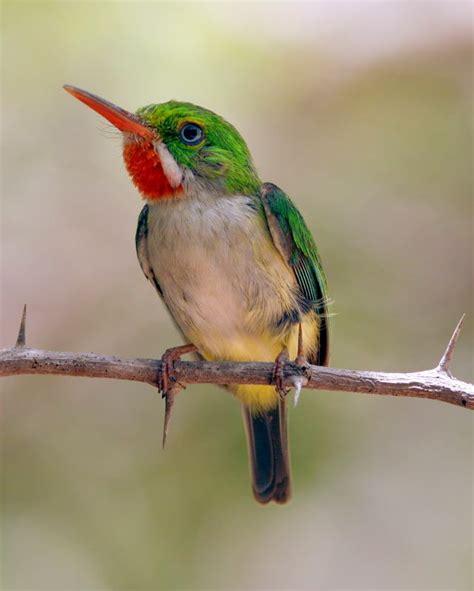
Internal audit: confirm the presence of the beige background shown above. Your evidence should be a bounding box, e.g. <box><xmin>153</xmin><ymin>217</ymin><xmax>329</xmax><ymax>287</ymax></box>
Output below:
<box><xmin>1</xmin><ymin>2</ymin><xmax>472</xmax><ymax>589</ymax></box>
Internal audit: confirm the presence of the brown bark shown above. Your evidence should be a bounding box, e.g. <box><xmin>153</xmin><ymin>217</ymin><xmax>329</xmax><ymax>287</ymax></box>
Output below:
<box><xmin>1</xmin><ymin>308</ymin><xmax>472</xmax><ymax>410</ymax></box>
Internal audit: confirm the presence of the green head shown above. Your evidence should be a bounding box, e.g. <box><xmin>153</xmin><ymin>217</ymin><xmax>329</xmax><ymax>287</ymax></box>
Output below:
<box><xmin>64</xmin><ymin>86</ymin><xmax>260</xmax><ymax>200</ymax></box>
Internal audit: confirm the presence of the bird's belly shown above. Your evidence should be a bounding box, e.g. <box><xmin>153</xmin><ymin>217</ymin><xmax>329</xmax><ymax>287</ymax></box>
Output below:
<box><xmin>146</xmin><ymin>196</ymin><xmax>300</xmax><ymax>359</ymax></box>
<box><xmin>145</xmin><ymin>196</ymin><xmax>319</xmax><ymax>410</ymax></box>
<box><xmin>149</xmin><ymin>242</ymin><xmax>285</xmax><ymax>361</ymax></box>
<box><xmin>159</xmin><ymin>254</ymin><xmax>266</xmax><ymax>358</ymax></box>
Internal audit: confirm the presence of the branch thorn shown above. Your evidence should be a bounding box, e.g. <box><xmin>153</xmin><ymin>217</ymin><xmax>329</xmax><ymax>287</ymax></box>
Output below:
<box><xmin>162</xmin><ymin>384</ymin><xmax>182</xmax><ymax>449</ymax></box>
<box><xmin>15</xmin><ymin>305</ymin><xmax>27</xmax><ymax>348</ymax></box>
<box><xmin>437</xmin><ymin>313</ymin><xmax>465</xmax><ymax>375</ymax></box>
<box><xmin>162</xmin><ymin>392</ymin><xmax>173</xmax><ymax>449</ymax></box>
<box><xmin>292</xmin><ymin>376</ymin><xmax>306</xmax><ymax>407</ymax></box>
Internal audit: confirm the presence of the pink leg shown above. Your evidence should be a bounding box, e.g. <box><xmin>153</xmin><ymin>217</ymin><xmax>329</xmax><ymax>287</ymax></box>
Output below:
<box><xmin>295</xmin><ymin>322</ymin><xmax>308</xmax><ymax>367</ymax></box>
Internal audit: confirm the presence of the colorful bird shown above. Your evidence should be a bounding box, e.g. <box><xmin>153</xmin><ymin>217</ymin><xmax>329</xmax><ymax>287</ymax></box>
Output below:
<box><xmin>64</xmin><ymin>86</ymin><xmax>330</xmax><ymax>504</ymax></box>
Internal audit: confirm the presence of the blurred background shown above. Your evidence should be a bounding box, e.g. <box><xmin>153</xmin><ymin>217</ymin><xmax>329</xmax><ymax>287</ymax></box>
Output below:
<box><xmin>1</xmin><ymin>2</ymin><xmax>472</xmax><ymax>589</ymax></box>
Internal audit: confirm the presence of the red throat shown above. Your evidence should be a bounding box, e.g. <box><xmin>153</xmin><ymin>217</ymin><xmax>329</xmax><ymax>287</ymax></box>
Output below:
<box><xmin>123</xmin><ymin>142</ymin><xmax>183</xmax><ymax>200</ymax></box>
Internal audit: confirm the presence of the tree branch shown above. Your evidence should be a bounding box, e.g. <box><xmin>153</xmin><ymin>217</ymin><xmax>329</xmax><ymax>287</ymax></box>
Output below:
<box><xmin>1</xmin><ymin>309</ymin><xmax>472</xmax><ymax>410</ymax></box>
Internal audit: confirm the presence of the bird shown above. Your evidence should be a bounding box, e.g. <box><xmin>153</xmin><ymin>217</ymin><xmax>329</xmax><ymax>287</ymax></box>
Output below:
<box><xmin>64</xmin><ymin>85</ymin><xmax>330</xmax><ymax>504</ymax></box>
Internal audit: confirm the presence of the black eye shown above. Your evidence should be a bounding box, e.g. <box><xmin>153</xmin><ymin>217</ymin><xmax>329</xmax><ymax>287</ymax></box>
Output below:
<box><xmin>180</xmin><ymin>123</ymin><xmax>204</xmax><ymax>146</ymax></box>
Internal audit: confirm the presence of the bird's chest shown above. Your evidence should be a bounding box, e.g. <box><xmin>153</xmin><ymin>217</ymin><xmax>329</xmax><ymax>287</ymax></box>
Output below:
<box><xmin>146</xmin><ymin>196</ymin><xmax>286</xmax><ymax>353</ymax></box>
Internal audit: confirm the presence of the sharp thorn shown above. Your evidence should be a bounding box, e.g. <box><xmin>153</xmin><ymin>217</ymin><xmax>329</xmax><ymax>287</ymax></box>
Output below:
<box><xmin>15</xmin><ymin>304</ymin><xmax>27</xmax><ymax>347</ymax></box>
<box><xmin>437</xmin><ymin>313</ymin><xmax>466</xmax><ymax>374</ymax></box>
<box><xmin>293</xmin><ymin>377</ymin><xmax>304</xmax><ymax>407</ymax></box>
<box><xmin>162</xmin><ymin>392</ymin><xmax>173</xmax><ymax>449</ymax></box>
<box><xmin>162</xmin><ymin>385</ymin><xmax>182</xmax><ymax>450</ymax></box>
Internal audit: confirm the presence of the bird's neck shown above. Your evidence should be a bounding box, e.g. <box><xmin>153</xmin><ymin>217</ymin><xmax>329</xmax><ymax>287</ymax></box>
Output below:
<box><xmin>123</xmin><ymin>141</ymin><xmax>183</xmax><ymax>201</ymax></box>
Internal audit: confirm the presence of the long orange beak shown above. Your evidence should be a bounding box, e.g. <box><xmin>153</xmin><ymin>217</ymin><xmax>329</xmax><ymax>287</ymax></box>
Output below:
<box><xmin>63</xmin><ymin>85</ymin><xmax>155</xmax><ymax>140</ymax></box>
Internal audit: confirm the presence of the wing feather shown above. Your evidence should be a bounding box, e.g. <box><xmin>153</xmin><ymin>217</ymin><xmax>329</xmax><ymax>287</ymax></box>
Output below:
<box><xmin>260</xmin><ymin>183</ymin><xmax>330</xmax><ymax>366</ymax></box>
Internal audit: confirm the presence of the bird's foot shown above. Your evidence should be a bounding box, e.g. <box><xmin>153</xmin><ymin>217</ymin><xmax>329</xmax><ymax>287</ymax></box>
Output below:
<box><xmin>160</xmin><ymin>343</ymin><xmax>198</xmax><ymax>449</ymax></box>
<box><xmin>273</xmin><ymin>347</ymin><xmax>290</xmax><ymax>400</ymax></box>
<box><xmin>160</xmin><ymin>343</ymin><xmax>197</xmax><ymax>394</ymax></box>
<box><xmin>293</xmin><ymin>322</ymin><xmax>311</xmax><ymax>406</ymax></box>
<box><xmin>274</xmin><ymin>324</ymin><xmax>311</xmax><ymax>405</ymax></box>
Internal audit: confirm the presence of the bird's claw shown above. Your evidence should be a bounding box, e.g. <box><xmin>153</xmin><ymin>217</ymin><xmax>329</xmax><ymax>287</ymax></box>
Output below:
<box><xmin>159</xmin><ymin>343</ymin><xmax>197</xmax><ymax>449</ymax></box>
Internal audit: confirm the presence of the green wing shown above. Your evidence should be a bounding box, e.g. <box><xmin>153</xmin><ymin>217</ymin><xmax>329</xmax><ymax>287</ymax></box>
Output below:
<box><xmin>260</xmin><ymin>183</ymin><xmax>330</xmax><ymax>366</ymax></box>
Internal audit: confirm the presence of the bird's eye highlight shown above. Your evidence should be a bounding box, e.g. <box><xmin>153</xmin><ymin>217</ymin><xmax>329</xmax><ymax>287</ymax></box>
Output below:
<box><xmin>180</xmin><ymin>123</ymin><xmax>204</xmax><ymax>146</ymax></box>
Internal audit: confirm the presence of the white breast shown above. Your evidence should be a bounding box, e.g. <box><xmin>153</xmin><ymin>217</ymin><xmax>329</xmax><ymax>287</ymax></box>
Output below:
<box><xmin>146</xmin><ymin>193</ymin><xmax>296</xmax><ymax>359</ymax></box>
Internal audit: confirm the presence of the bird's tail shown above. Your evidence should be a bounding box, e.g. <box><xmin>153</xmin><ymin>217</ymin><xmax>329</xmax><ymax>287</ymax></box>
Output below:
<box><xmin>242</xmin><ymin>398</ymin><xmax>291</xmax><ymax>504</ymax></box>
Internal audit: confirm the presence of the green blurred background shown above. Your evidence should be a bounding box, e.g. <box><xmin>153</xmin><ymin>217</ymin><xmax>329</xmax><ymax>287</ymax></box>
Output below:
<box><xmin>1</xmin><ymin>2</ymin><xmax>472</xmax><ymax>589</ymax></box>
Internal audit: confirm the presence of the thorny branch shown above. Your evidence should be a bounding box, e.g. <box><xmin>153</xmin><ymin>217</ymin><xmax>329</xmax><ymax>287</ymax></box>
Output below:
<box><xmin>1</xmin><ymin>307</ymin><xmax>472</xmax><ymax>413</ymax></box>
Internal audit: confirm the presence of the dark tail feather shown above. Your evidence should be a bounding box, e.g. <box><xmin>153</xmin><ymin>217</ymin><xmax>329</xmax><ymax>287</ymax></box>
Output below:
<box><xmin>242</xmin><ymin>398</ymin><xmax>291</xmax><ymax>504</ymax></box>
